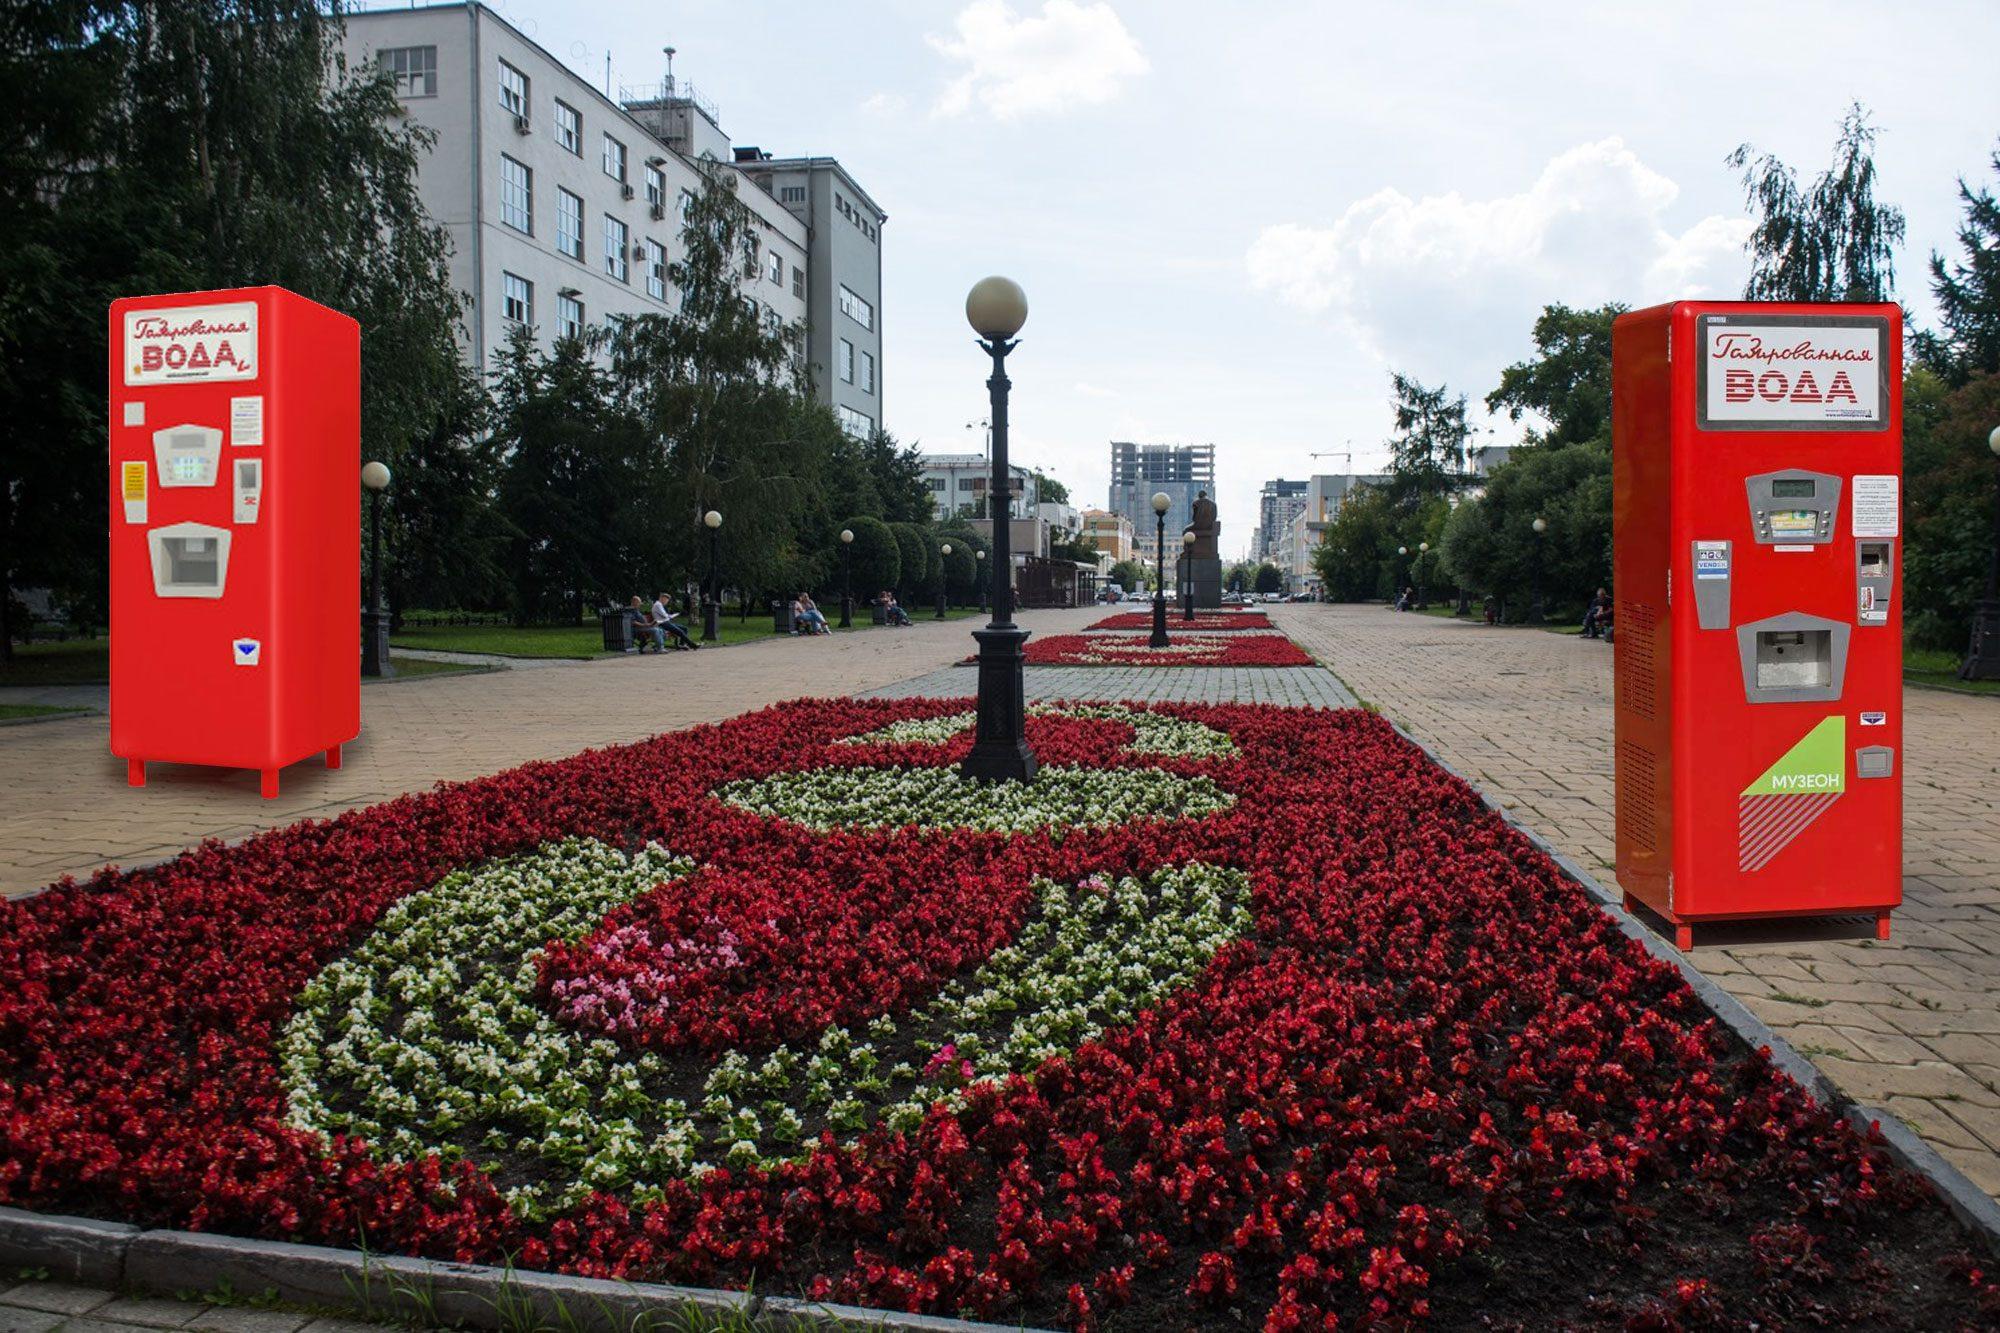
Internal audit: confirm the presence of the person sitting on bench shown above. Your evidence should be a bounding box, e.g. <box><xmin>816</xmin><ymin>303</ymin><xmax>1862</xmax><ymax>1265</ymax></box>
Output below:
<box><xmin>627</xmin><ymin>596</ymin><xmax>666</xmax><ymax>653</ymax></box>
<box><xmin>652</xmin><ymin>592</ymin><xmax>698</xmax><ymax>650</ymax></box>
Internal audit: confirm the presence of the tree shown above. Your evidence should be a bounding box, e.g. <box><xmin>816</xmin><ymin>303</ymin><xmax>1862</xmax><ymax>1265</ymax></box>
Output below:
<box><xmin>1033</xmin><ymin>472</ymin><xmax>1070</xmax><ymax>506</ymax></box>
<box><xmin>1916</xmin><ymin>142</ymin><xmax>2000</xmax><ymax>385</ymax></box>
<box><xmin>1108</xmin><ymin>559</ymin><xmax>1148</xmax><ymax>592</ymax></box>
<box><xmin>1437</xmin><ymin>443</ymin><xmax>1612</xmax><ymax>621</ymax></box>
<box><xmin>888</xmin><ymin>523</ymin><xmax>932</xmax><ymax>601</ymax></box>
<box><xmin>0</xmin><ymin>0</ymin><xmax>474</xmax><ymax>653</ymax></box>
<box><xmin>1728</xmin><ymin>103</ymin><xmax>1906</xmax><ymax>304</ymax></box>
<box><xmin>1311</xmin><ymin>485</ymin><xmax>1397</xmax><ymax>601</ymax></box>
<box><xmin>1385</xmin><ymin>373</ymin><xmax>1469</xmax><ymax>506</ymax></box>
<box><xmin>865</xmin><ymin>430</ymin><xmax>935</xmax><ymax>524</ymax></box>
<box><xmin>841</xmin><ymin>515</ymin><xmax>900</xmax><ymax>600</ymax></box>
<box><xmin>1902</xmin><ymin>366</ymin><xmax>2000</xmax><ymax>650</ymax></box>
<box><xmin>1486</xmin><ymin>304</ymin><xmax>1624</xmax><ymax>448</ymax></box>
<box><xmin>1253</xmin><ymin>563</ymin><xmax>1285</xmax><ymax>596</ymax></box>
<box><xmin>940</xmin><ymin>543</ymin><xmax>977</xmax><ymax>604</ymax></box>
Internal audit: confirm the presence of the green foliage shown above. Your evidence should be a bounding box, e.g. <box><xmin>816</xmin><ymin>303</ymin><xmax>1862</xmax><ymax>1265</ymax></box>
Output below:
<box><xmin>941</xmin><ymin>542</ymin><xmax>978</xmax><ymax>601</ymax></box>
<box><xmin>1917</xmin><ymin>142</ymin><xmax>2000</xmax><ymax>385</ymax></box>
<box><xmin>1253</xmin><ymin>563</ymin><xmax>1285</xmax><ymax>595</ymax></box>
<box><xmin>1437</xmin><ymin>443</ymin><xmax>1611</xmax><ymax>620</ymax></box>
<box><xmin>1902</xmin><ymin>367</ymin><xmax>2000</xmax><ymax>650</ymax></box>
<box><xmin>1486</xmin><ymin>304</ymin><xmax>1623</xmax><ymax>448</ymax></box>
<box><xmin>1034</xmin><ymin>471</ymin><xmax>1070</xmax><ymax>506</ymax></box>
<box><xmin>1385</xmin><ymin>373</ymin><xmax>1469</xmax><ymax>506</ymax></box>
<box><xmin>1312</xmin><ymin>487</ymin><xmax>1446</xmax><ymax>601</ymax></box>
<box><xmin>888</xmin><ymin>523</ymin><xmax>932</xmax><ymax>600</ymax></box>
<box><xmin>1728</xmin><ymin>103</ymin><xmax>1905</xmax><ymax>304</ymax></box>
<box><xmin>1108</xmin><ymin>559</ymin><xmax>1148</xmax><ymax>591</ymax></box>
<box><xmin>838</xmin><ymin>516</ymin><xmax>898</xmax><ymax>597</ymax></box>
<box><xmin>865</xmin><ymin>430</ymin><xmax>935</xmax><ymax>524</ymax></box>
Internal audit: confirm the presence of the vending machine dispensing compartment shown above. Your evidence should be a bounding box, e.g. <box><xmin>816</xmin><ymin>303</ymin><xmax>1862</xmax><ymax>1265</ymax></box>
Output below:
<box><xmin>147</xmin><ymin>522</ymin><xmax>232</xmax><ymax>598</ymax></box>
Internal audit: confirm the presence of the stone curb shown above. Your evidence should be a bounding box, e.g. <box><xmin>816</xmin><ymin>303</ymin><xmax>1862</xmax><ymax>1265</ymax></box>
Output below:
<box><xmin>1387</xmin><ymin>719</ymin><xmax>2000</xmax><ymax>1256</ymax></box>
<box><xmin>0</xmin><ymin>1208</ymin><xmax>1046</xmax><ymax>1332</ymax></box>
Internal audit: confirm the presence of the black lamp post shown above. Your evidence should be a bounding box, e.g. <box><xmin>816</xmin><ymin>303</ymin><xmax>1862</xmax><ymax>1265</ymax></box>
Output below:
<box><xmin>1181</xmin><ymin>530</ymin><xmax>1196</xmax><ymax>622</ymax></box>
<box><xmin>936</xmin><ymin>542</ymin><xmax>952</xmax><ymax>619</ymax></box>
<box><xmin>1416</xmin><ymin>541</ymin><xmax>1429</xmax><ymax>609</ymax></box>
<box><xmin>976</xmin><ymin>550</ymin><xmax>988</xmax><ymax>614</ymax></box>
<box><xmin>1528</xmin><ymin>516</ymin><xmax>1547</xmax><ymax>624</ymax></box>
<box><xmin>960</xmin><ymin>277</ymin><xmax>1037</xmax><ymax>784</ymax></box>
<box><xmin>1963</xmin><ymin>425</ymin><xmax>2000</xmax><ymax>681</ymax></box>
<box><xmin>701</xmin><ymin>509</ymin><xmax>722</xmax><ymax>642</ymax></box>
<box><xmin>1150</xmin><ymin>491</ymin><xmax>1171</xmax><ymax>648</ymax></box>
<box><xmin>838</xmin><ymin>527</ymin><xmax>854</xmax><ymax>628</ymax></box>
<box><xmin>360</xmin><ymin>461</ymin><xmax>393</xmax><ymax>678</ymax></box>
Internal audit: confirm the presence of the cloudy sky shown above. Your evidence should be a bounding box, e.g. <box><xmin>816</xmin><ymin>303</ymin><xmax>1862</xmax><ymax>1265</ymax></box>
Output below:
<box><xmin>490</xmin><ymin>0</ymin><xmax>1999</xmax><ymax>556</ymax></box>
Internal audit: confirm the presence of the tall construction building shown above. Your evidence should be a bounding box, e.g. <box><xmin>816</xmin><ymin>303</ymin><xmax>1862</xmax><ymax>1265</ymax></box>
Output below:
<box><xmin>1107</xmin><ymin>442</ymin><xmax>1216</xmax><ymax>557</ymax></box>
<box><xmin>1254</xmin><ymin>478</ymin><xmax>1309</xmax><ymax>565</ymax></box>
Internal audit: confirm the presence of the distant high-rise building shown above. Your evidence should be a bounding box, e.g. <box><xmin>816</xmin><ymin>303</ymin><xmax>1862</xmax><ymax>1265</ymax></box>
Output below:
<box><xmin>1108</xmin><ymin>442</ymin><xmax>1216</xmax><ymax>556</ymax></box>
<box><xmin>1255</xmin><ymin>478</ymin><xmax>1309</xmax><ymax>564</ymax></box>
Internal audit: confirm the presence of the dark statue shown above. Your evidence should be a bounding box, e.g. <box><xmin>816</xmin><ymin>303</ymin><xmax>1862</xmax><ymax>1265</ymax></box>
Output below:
<box><xmin>1183</xmin><ymin>490</ymin><xmax>1219</xmax><ymax>560</ymax></box>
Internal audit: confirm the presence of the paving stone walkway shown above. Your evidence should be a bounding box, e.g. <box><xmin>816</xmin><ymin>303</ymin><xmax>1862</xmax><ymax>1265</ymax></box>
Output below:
<box><xmin>1276</xmin><ymin>602</ymin><xmax>2000</xmax><ymax>1200</ymax></box>
<box><xmin>864</xmin><ymin>662</ymin><xmax>1355</xmax><ymax>707</ymax></box>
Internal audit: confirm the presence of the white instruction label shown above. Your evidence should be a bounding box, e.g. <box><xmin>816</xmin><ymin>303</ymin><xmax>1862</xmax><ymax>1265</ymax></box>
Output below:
<box><xmin>1852</xmin><ymin>474</ymin><xmax>1899</xmax><ymax>538</ymax></box>
<box><xmin>230</xmin><ymin>396</ymin><xmax>264</xmax><ymax>447</ymax></box>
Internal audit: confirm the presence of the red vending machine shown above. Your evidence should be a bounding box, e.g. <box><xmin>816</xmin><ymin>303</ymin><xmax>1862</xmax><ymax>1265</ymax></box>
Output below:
<box><xmin>1613</xmin><ymin>302</ymin><xmax>1902</xmax><ymax>949</ymax></box>
<box><xmin>108</xmin><ymin>286</ymin><xmax>360</xmax><ymax>798</ymax></box>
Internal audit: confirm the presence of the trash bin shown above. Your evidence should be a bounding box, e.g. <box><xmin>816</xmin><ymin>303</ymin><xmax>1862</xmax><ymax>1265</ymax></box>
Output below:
<box><xmin>771</xmin><ymin>599</ymin><xmax>795</xmax><ymax>635</ymax></box>
<box><xmin>600</xmin><ymin>607</ymin><xmax>633</xmax><ymax>652</ymax></box>
<box><xmin>871</xmin><ymin>603</ymin><xmax>887</xmax><ymax>625</ymax></box>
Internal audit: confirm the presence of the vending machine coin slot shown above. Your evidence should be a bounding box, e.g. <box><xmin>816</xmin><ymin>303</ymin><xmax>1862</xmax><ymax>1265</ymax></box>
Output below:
<box><xmin>233</xmin><ymin>457</ymin><xmax>262</xmax><ymax>524</ymax></box>
<box><xmin>1855</xmin><ymin>541</ymin><xmax>1892</xmax><ymax>626</ymax></box>
<box><xmin>1692</xmin><ymin>540</ymin><xmax>1731</xmax><ymax>629</ymax></box>
<box><xmin>148</xmin><ymin>522</ymin><xmax>232</xmax><ymax>598</ymax></box>
<box><xmin>1856</xmin><ymin>745</ymin><xmax>1894</xmax><ymax>779</ymax></box>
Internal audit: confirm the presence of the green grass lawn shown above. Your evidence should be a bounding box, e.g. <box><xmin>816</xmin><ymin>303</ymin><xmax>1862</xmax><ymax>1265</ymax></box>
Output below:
<box><xmin>391</xmin><ymin>609</ymin><xmax>986</xmax><ymax>659</ymax></box>
<box><xmin>1906</xmin><ymin>647</ymin><xmax>2000</xmax><ymax>696</ymax></box>
<box><xmin>1</xmin><ymin>640</ymin><xmax>109</xmax><ymax>687</ymax></box>
<box><xmin>0</xmin><ymin>703</ymin><xmax>87</xmax><ymax>721</ymax></box>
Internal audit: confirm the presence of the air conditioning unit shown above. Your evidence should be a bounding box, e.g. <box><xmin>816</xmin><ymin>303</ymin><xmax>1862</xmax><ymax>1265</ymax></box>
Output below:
<box><xmin>620</xmin><ymin>183</ymin><xmax>635</xmax><ymax>201</ymax></box>
<box><xmin>631</xmin><ymin>243</ymin><xmax>647</xmax><ymax>260</ymax></box>
<box><xmin>649</xmin><ymin>202</ymin><xmax>665</xmax><ymax>221</ymax></box>
<box><xmin>512</xmin><ymin>113</ymin><xmax>531</xmax><ymax>134</ymax></box>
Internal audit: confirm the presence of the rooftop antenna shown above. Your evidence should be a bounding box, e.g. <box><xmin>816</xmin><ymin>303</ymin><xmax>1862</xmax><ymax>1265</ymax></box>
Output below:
<box><xmin>663</xmin><ymin>46</ymin><xmax>677</xmax><ymax>99</ymax></box>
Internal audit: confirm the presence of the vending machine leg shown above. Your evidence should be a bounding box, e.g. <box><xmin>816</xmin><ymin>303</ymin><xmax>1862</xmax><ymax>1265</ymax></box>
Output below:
<box><xmin>127</xmin><ymin>758</ymin><xmax>146</xmax><ymax>788</ymax></box>
<box><xmin>325</xmin><ymin>744</ymin><xmax>342</xmax><ymax>770</ymax></box>
<box><xmin>1674</xmin><ymin>922</ymin><xmax>1694</xmax><ymax>952</ymax></box>
<box><xmin>1876</xmin><ymin>910</ymin><xmax>1892</xmax><ymax>942</ymax></box>
<box><xmin>260</xmin><ymin>768</ymin><xmax>280</xmax><ymax>800</ymax></box>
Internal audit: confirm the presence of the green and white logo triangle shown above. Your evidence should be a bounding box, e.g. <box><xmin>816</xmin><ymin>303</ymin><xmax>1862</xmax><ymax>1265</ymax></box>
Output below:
<box><xmin>1742</xmin><ymin>716</ymin><xmax>1846</xmax><ymax>797</ymax></box>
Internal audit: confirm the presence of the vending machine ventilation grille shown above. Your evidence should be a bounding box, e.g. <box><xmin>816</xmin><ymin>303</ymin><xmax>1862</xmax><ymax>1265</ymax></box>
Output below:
<box><xmin>1616</xmin><ymin>600</ymin><xmax>1659</xmax><ymax>720</ymax></box>
<box><xmin>1616</xmin><ymin>739</ymin><xmax>1658</xmax><ymax>853</ymax></box>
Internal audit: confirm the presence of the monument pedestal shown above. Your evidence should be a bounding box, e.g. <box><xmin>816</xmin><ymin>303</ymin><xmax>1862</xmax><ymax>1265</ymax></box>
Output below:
<box><xmin>1188</xmin><ymin>557</ymin><xmax>1222</xmax><ymax>609</ymax></box>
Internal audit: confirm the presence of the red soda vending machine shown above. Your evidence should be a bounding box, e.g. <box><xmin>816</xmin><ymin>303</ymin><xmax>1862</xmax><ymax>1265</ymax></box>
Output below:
<box><xmin>108</xmin><ymin>286</ymin><xmax>360</xmax><ymax>798</ymax></box>
<box><xmin>1613</xmin><ymin>301</ymin><xmax>1902</xmax><ymax>949</ymax></box>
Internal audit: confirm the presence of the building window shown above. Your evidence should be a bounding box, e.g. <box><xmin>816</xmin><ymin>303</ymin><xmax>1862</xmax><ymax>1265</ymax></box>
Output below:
<box><xmin>556</xmin><ymin>189</ymin><xmax>583</xmax><ymax>260</ymax></box>
<box><xmin>837</xmin><ymin>339</ymin><xmax>854</xmax><ymax>383</ymax></box>
<box><xmin>644</xmin><ymin>239</ymin><xmax>666</xmax><ymax>299</ymax></box>
<box><xmin>792</xmin><ymin>264</ymin><xmax>805</xmax><ymax>298</ymax></box>
<box><xmin>602</xmin><ymin>134</ymin><xmax>626</xmax><ymax>183</ymax></box>
<box><xmin>645</xmin><ymin>164</ymin><xmax>664</xmax><ymax>210</ymax></box>
<box><xmin>838</xmin><ymin>285</ymin><xmax>873</xmax><ymax>331</ymax></box>
<box><xmin>553</xmin><ymin>99</ymin><xmax>580</xmax><ymax>155</ymax></box>
<box><xmin>837</xmin><ymin>405</ymin><xmax>874</xmax><ymax>439</ymax></box>
<box><xmin>928</xmin><ymin>478</ymin><xmax>946</xmax><ymax>492</ymax></box>
<box><xmin>557</xmin><ymin>293</ymin><xmax>583</xmax><ymax>341</ymax></box>
<box><xmin>380</xmin><ymin>46</ymin><xmax>436</xmax><ymax>98</ymax></box>
<box><xmin>780</xmin><ymin>185</ymin><xmax>805</xmax><ymax>203</ymax></box>
<box><xmin>742</xmin><ymin>295</ymin><xmax>759</xmax><ymax>318</ymax></box>
<box><xmin>743</xmin><ymin>241</ymin><xmax>760</xmax><ymax>279</ymax></box>
<box><xmin>766</xmin><ymin>250</ymin><xmax>783</xmax><ymax>285</ymax></box>
<box><xmin>502</xmin><ymin>272</ymin><xmax>532</xmax><ymax>326</ymax></box>
<box><xmin>603</xmin><ymin>216</ymin><xmax>628</xmax><ymax>282</ymax></box>
<box><xmin>860</xmin><ymin>350</ymin><xmax>875</xmax><ymax>395</ymax></box>
<box><xmin>677</xmin><ymin>189</ymin><xmax>695</xmax><ymax>225</ymax></box>
<box><xmin>499</xmin><ymin>155</ymin><xmax>531</xmax><ymax>234</ymax></box>
<box><xmin>497</xmin><ymin>59</ymin><xmax>527</xmax><ymax>117</ymax></box>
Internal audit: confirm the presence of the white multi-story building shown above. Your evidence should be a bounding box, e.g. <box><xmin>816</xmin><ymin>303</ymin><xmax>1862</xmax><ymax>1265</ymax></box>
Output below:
<box><xmin>339</xmin><ymin>4</ymin><xmax>882</xmax><ymax>431</ymax></box>
<box><xmin>918</xmin><ymin>452</ymin><xmax>1037</xmax><ymax>522</ymax></box>
<box><xmin>1283</xmin><ymin>472</ymin><xmax>1390</xmax><ymax>586</ymax></box>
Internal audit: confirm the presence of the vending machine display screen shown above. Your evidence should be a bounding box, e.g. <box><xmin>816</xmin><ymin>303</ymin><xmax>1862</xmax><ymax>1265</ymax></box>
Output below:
<box><xmin>1767</xmin><ymin>509</ymin><xmax>1818</xmax><ymax>536</ymax></box>
<box><xmin>1769</xmin><ymin>479</ymin><xmax>1816</xmax><ymax>498</ymax></box>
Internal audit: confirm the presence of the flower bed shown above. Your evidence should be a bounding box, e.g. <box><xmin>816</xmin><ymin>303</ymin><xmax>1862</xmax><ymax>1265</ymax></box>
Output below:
<box><xmin>1089</xmin><ymin>611</ymin><xmax>1274</xmax><ymax>632</ymax></box>
<box><xmin>1010</xmin><ymin>633</ymin><xmax>1315</xmax><ymax>667</ymax></box>
<box><xmin>1</xmin><ymin>699</ymin><xmax>1993</xmax><ymax>1330</ymax></box>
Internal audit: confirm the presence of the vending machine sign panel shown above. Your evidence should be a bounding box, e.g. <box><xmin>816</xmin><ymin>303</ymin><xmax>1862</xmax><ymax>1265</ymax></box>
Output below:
<box><xmin>1697</xmin><ymin>314</ymin><xmax>1889</xmax><ymax>429</ymax></box>
<box><xmin>123</xmin><ymin>301</ymin><xmax>259</xmax><ymax>385</ymax></box>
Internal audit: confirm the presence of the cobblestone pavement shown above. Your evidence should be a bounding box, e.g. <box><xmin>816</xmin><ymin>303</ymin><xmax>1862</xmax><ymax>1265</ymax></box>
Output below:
<box><xmin>863</xmin><ymin>662</ymin><xmax>1356</xmax><ymax>707</ymax></box>
<box><xmin>0</xmin><ymin>606</ymin><xmax>1104</xmax><ymax>899</ymax></box>
<box><xmin>1277</xmin><ymin>602</ymin><xmax>2000</xmax><ymax>1199</ymax></box>
<box><xmin>0</xmin><ymin>1280</ymin><xmax>394</xmax><ymax>1332</ymax></box>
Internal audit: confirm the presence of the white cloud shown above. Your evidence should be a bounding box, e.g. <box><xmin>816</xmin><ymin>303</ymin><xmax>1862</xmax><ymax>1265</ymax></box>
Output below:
<box><xmin>1072</xmin><ymin>381</ymin><xmax>1116</xmax><ymax>398</ymax></box>
<box><xmin>1245</xmin><ymin>138</ymin><xmax>1752</xmax><ymax>379</ymax></box>
<box><xmin>860</xmin><ymin>91</ymin><xmax>909</xmax><ymax>117</ymax></box>
<box><xmin>929</xmin><ymin>0</ymin><xmax>1148</xmax><ymax>120</ymax></box>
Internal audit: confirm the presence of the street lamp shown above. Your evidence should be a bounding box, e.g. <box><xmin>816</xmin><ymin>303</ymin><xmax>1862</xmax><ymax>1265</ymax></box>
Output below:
<box><xmin>1529</xmin><ymin>516</ymin><xmax>1547</xmax><ymax>624</ymax></box>
<box><xmin>1963</xmin><ymin>425</ymin><xmax>2000</xmax><ymax>681</ymax></box>
<box><xmin>1396</xmin><ymin>545</ymin><xmax>1408</xmax><ymax>607</ymax></box>
<box><xmin>1417</xmin><ymin>541</ymin><xmax>1430</xmax><ymax>609</ymax></box>
<box><xmin>838</xmin><ymin>528</ymin><xmax>854</xmax><ymax>629</ymax></box>
<box><xmin>1150</xmin><ymin>491</ymin><xmax>1172</xmax><ymax>648</ymax></box>
<box><xmin>701</xmin><ymin>509</ymin><xmax>723</xmax><ymax>642</ymax></box>
<box><xmin>936</xmin><ymin>543</ymin><xmax>953</xmax><ymax>619</ymax></box>
<box><xmin>360</xmin><ymin>461</ymin><xmax>393</xmax><ymax>678</ymax></box>
<box><xmin>1182</xmin><ymin>530</ymin><xmax>1197</xmax><ymax>621</ymax></box>
<box><xmin>976</xmin><ymin>550</ymin><xmax>988</xmax><ymax>614</ymax></box>
<box><xmin>960</xmin><ymin>276</ymin><xmax>1037</xmax><ymax>783</ymax></box>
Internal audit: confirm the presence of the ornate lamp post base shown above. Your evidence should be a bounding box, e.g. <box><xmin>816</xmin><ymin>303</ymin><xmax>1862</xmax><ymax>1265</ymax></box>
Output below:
<box><xmin>701</xmin><ymin>600</ymin><xmax>720</xmax><ymax>642</ymax></box>
<box><xmin>361</xmin><ymin>607</ymin><xmax>393</xmax><ymax>679</ymax></box>
<box><xmin>1963</xmin><ymin>598</ymin><xmax>2000</xmax><ymax>682</ymax></box>
<box><xmin>961</xmin><ymin>625</ymin><xmax>1038</xmax><ymax>783</ymax></box>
